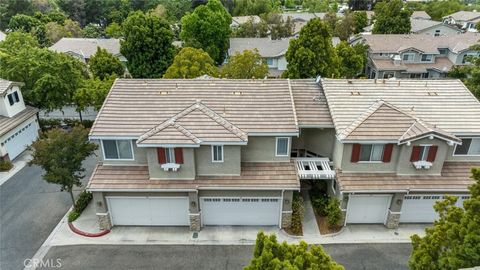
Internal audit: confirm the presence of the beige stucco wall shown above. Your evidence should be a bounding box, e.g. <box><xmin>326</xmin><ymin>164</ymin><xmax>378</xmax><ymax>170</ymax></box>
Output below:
<box><xmin>396</xmin><ymin>138</ymin><xmax>448</xmax><ymax>175</ymax></box>
<box><xmin>96</xmin><ymin>139</ymin><xmax>148</xmax><ymax>165</ymax></box>
<box><xmin>241</xmin><ymin>136</ymin><xmax>291</xmax><ymax>162</ymax></box>
<box><xmin>341</xmin><ymin>143</ymin><xmax>400</xmax><ymax>173</ymax></box>
<box><xmin>147</xmin><ymin>147</ymin><xmax>196</xmax><ymax>179</ymax></box>
<box><xmin>302</xmin><ymin>128</ymin><xmax>336</xmax><ymax>158</ymax></box>
<box><xmin>195</xmin><ymin>145</ymin><xmax>241</xmax><ymax>176</ymax></box>
<box><xmin>332</xmin><ymin>139</ymin><xmax>344</xmax><ymax>169</ymax></box>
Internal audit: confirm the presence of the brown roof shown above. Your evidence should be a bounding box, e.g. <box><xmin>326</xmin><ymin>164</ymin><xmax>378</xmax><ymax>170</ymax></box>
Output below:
<box><xmin>89</xmin><ymin>79</ymin><xmax>300</xmax><ymax>138</ymax></box>
<box><xmin>0</xmin><ymin>106</ymin><xmax>38</xmax><ymax>137</ymax></box>
<box><xmin>337</xmin><ymin>161</ymin><xmax>479</xmax><ymax>192</ymax></box>
<box><xmin>290</xmin><ymin>79</ymin><xmax>333</xmax><ymax>127</ymax></box>
<box><xmin>87</xmin><ymin>162</ymin><xmax>300</xmax><ymax>191</ymax></box>
<box><xmin>372</xmin><ymin>57</ymin><xmax>454</xmax><ymax>73</ymax></box>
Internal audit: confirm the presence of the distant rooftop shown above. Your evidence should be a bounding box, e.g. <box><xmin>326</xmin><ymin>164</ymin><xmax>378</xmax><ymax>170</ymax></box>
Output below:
<box><xmin>228</xmin><ymin>38</ymin><xmax>291</xmax><ymax>58</ymax></box>
<box><xmin>442</xmin><ymin>10</ymin><xmax>480</xmax><ymax>21</ymax></box>
<box><xmin>411</xmin><ymin>11</ymin><xmax>431</xmax><ymax>20</ymax></box>
<box><xmin>49</xmin><ymin>38</ymin><xmax>121</xmax><ymax>59</ymax></box>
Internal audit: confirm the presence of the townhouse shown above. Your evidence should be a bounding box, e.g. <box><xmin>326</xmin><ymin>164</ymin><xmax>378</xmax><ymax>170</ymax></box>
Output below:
<box><xmin>49</xmin><ymin>38</ymin><xmax>127</xmax><ymax>64</ymax></box>
<box><xmin>87</xmin><ymin>78</ymin><xmax>480</xmax><ymax>231</ymax></box>
<box><xmin>361</xmin><ymin>32</ymin><xmax>480</xmax><ymax>79</ymax></box>
<box><xmin>443</xmin><ymin>11</ymin><xmax>480</xmax><ymax>32</ymax></box>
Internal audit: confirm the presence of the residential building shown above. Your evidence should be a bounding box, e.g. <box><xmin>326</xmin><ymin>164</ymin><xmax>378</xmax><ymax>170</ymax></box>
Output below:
<box><xmin>361</xmin><ymin>33</ymin><xmax>480</xmax><ymax>79</ymax></box>
<box><xmin>87</xmin><ymin>78</ymin><xmax>480</xmax><ymax>231</ymax></box>
<box><xmin>228</xmin><ymin>37</ymin><xmax>341</xmax><ymax>78</ymax></box>
<box><xmin>49</xmin><ymin>38</ymin><xmax>127</xmax><ymax>64</ymax></box>
<box><xmin>443</xmin><ymin>11</ymin><xmax>480</xmax><ymax>32</ymax></box>
<box><xmin>410</xmin><ymin>18</ymin><xmax>461</xmax><ymax>36</ymax></box>
<box><xmin>0</xmin><ymin>31</ymin><xmax>5</xmax><ymax>41</ymax></box>
<box><xmin>230</xmin><ymin>15</ymin><xmax>261</xmax><ymax>28</ymax></box>
<box><xmin>0</xmin><ymin>79</ymin><xmax>39</xmax><ymax>161</ymax></box>
<box><xmin>411</xmin><ymin>11</ymin><xmax>431</xmax><ymax>20</ymax></box>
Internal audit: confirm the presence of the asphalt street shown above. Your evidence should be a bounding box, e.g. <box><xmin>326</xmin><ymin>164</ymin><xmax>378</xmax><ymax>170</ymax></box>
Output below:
<box><xmin>0</xmin><ymin>154</ymin><xmax>97</xmax><ymax>270</ymax></box>
<box><xmin>39</xmin><ymin>243</ymin><xmax>413</xmax><ymax>270</ymax></box>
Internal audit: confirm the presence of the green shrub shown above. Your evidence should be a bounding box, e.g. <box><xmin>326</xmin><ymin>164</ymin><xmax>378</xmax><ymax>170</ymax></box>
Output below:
<box><xmin>0</xmin><ymin>160</ymin><xmax>13</xmax><ymax>171</ymax></box>
<box><xmin>63</xmin><ymin>119</ymin><xmax>94</xmax><ymax>128</ymax></box>
<box><xmin>68</xmin><ymin>210</ymin><xmax>80</xmax><ymax>222</ymax></box>
<box><xmin>74</xmin><ymin>191</ymin><xmax>93</xmax><ymax>213</ymax></box>
<box><xmin>290</xmin><ymin>192</ymin><xmax>304</xmax><ymax>235</ymax></box>
<box><xmin>325</xmin><ymin>198</ymin><xmax>342</xmax><ymax>228</ymax></box>
<box><xmin>311</xmin><ymin>194</ymin><xmax>329</xmax><ymax>216</ymax></box>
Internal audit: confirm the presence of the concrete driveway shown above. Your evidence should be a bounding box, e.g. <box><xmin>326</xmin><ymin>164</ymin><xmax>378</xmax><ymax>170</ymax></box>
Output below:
<box><xmin>39</xmin><ymin>243</ymin><xmax>412</xmax><ymax>270</ymax></box>
<box><xmin>0</xmin><ymin>154</ymin><xmax>97</xmax><ymax>270</ymax></box>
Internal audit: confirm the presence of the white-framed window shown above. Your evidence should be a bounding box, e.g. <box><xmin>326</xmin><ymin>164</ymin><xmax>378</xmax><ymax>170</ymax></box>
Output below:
<box><xmin>402</xmin><ymin>53</ymin><xmax>415</xmax><ymax>62</ymax></box>
<box><xmin>7</xmin><ymin>91</ymin><xmax>20</xmax><ymax>106</ymax></box>
<box><xmin>421</xmin><ymin>54</ymin><xmax>433</xmax><ymax>62</ymax></box>
<box><xmin>212</xmin><ymin>145</ymin><xmax>224</xmax><ymax>162</ymax></box>
<box><xmin>266</xmin><ymin>58</ymin><xmax>274</xmax><ymax>66</ymax></box>
<box><xmin>419</xmin><ymin>145</ymin><xmax>431</xmax><ymax>161</ymax></box>
<box><xmin>276</xmin><ymin>137</ymin><xmax>290</xmax><ymax>157</ymax></box>
<box><xmin>102</xmin><ymin>140</ymin><xmax>134</xmax><ymax>160</ymax></box>
<box><xmin>359</xmin><ymin>144</ymin><xmax>384</xmax><ymax>162</ymax></box>
<box><xmin>454</xmin><ymin>138</ymin><xmax>480</xmax><ymax>156</ymax></box>
<box><xmin>383</xmin><ymin>72</ymin><xmax>395</xmax><ymax>79</ymax></box>
<box><xmin>165</xmin><ymin>147</ymin><xmax>175</xmax><ymax>163</ymax></box>
<box><xmin>434</xmin><ymin>29</ymin><xmax>441</xmax><ymax>36</ymax></box>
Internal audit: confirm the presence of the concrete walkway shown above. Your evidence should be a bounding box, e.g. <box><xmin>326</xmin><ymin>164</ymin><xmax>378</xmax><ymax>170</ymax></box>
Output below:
<box><xmin>301</xmin><ymin>191</ymin><xmax>321</xmax><ymax>237</ymax></box>
<box><xmin>0</xmin><ymin>150</ymin><xmax>31</xmax><ymax>186</ymax></box>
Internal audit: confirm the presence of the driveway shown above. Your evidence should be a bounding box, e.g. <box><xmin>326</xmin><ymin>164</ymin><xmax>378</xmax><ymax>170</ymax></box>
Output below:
<box><xmin>0</xmin><ymin>154</ymin><xmax>97</xmax><ymax>270</ymax></box>
<box><xmin>39</xmin><ymin>243</ymin><xmax>412</xmax><ymax>270</ymax></box>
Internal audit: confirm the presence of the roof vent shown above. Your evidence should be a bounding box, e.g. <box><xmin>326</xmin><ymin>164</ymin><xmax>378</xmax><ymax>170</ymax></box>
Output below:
<box><xmin>233</xmin><ymin>91</ymin><xmax>243</xmax><ymax>96</ymax></box>
<box><xmin>427</xmin><ymin>91</ymin><xmax>438</xmax><ymax>96</ymax></box>
<box><xmin>350</xmin><ymin>91</ymin><xmax>361</xmax><ymax>96</ymax></box>
<box><xmin>159</xmin><ymin>91</ymin><xmax>169</xmax><ymax>95</ymax></box>
<box><xmin>347</xmin><ymin>80</ymin><xmax>353</xmax><ymax>84</ymax></box>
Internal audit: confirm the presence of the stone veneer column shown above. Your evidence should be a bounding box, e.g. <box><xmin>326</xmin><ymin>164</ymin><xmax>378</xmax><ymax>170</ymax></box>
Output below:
<box><xmin>188</xmin><ymin>191</ymin><xmax>201</xmax><ymax>231</ymax></box>
<box><xmin>97</xmin><ymin>212</ymin><xmax>112</xmax><ymax>230</ymax></box>
<box><xmin>385</xmin><ymin>193</ymin><xmax>405</xmax><ymax>229</ymax></box>
<box><xmin>189</xmin><ymin>213</ymin><xmax>201</xmax><ymax>231</ymax></box>
<box><xmin>281</xmin><ymin>211</ymin><xmax>292</xmax><ymax>228</ymax></box>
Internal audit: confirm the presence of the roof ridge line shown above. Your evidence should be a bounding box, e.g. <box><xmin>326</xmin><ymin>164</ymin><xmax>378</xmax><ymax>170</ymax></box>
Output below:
<box><xmin>287</xmin><ymin>79</ymin><xmax>299</xmax><ymax>131</ymax></box>
<box><xmin>173</xmin><ymin>122</ymin><xmax>202</xmax><ymax>144</ymax></box>
<box><xmin>196</xmin><ymin>102</ymin><xmax>248</xmax><ymax>141</ymax></box>
<box><xmin>338</xmin><ymin>100</ymin><xmax>385</xmax><ymax>140</ymax></box>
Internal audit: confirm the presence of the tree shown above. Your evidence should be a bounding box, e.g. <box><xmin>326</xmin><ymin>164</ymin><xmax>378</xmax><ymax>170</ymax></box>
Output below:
<box><xmin>348</xmin><ymin>0</ymin><xmax>373</xmax><ymax>10</ymax></box>
<box><xmin>221</xmin><ymin>49</ymin><xmax>268</xmax><ymax>79</ymax></box>
<box><xmin>263</xmin><ymin>13</ymin><xmax>294</xmax><ymax>40</ymax></box>
<box><xmin>57</xmin><ymin>0</ymin><xmax>86</xmax><ymax>26</ymax></box>
<box><xmin>448</xmin><ymin>51</ymin><xmax>480</xmax><ymax>98</ymax></box>
<box><xmin>8</xmin><ymin>14</ymin><xmax>42</xmax><ymax>33</ymax></box>
<box><xmin>232</xmin><ymin>0</ymin><xmax>278</xmax><ymax>16</ymax></box>
<box><xmin>424</xmin><ymin>0</ymin><xmax>465</xmax><ymax>21</ymax></box>
<box><xmin>63</xmin><ymin>19</ymin><xmax>83</xmax><ymax>37</ymax></box>
<box><xmin>29</xmin><ymin>126</ymin><xmax>98</xmax><ymax>205</ymax></box>
<box><xmin>155</xmin><ymin>0</ymin><xmax>192</xmax><ymax>21</ymax></box>
<box><xmin>74</xmin><ymin>76</ymin><xmax>115</xmax><ymax>112</ymax></box>
<box><xmin>373</xmin><ymin>0</ymin><xmax>411</xmax><ymax>34</ymax></box>
<box><xmin>353</xmin><ymin>11</ymin><xmax>368</xmax><ymax>33</ymax></box>
<box><xmin>303</xmin><ymin>0</ymin><xmax>333</xmax><ymax>12</ymax></box>
<box><xmin>409</xmin><ymin>168</ymin><xmax>480</xmax><ymax>270</ymax></box>
<box><xmin>45</xmin><ymin>22</ymin><xmax>69</xmax><ymax>44</ymax></box>
<box><xmin>89</xmin><ymin>47</ymin><xmax>125</xmax><ymax>79</ymax></box>
<box><xmin>0</xmin><ymin>32</ymin><xmax>39</xmax><ymax>55</ymax></box>
<box><xmin>245</xmin><ymin>232</ymin><xmax>344</xmax><ymax>270</ymax></box>
<box><xmin>285</xmin><ymin>18</ymin><xmax>339</xmax><ymax>78</ymax></box>
<box><xmin>83</xmin><ymin>23</ymin><xmax>105</xmax><ymax>38</ymax></box>
<box><xmin>334</xmin><ymin>12</ymin><xmax>355</xmax><ymax>41</ymax></box>
<box><xmin>105</xmin><ymin>22</ymin><xmax>123</xmax><ymax>38</ymax></box>
<box><xmin>180</xmin><ymin>0</ymin><xmax>232</xmax><ymax>64</ymax></box>
<box><xmin>121</xmin><ymin>11</ymin><xmax>176</xmax><ymax>78</ymax></box>
<box><xmin>336</xmin><ymin>41</ymin><xmax>365</xmax><ymax>78</ymax></box>
<box><xmin>163</xmin><ymin>47</ymin><xmax>218</xmax><ymax>79</ymax></box>
<box><xmin>0</xmin><ymin>0</ymin><xmax>35</xmax><ymax>30</ymax></box>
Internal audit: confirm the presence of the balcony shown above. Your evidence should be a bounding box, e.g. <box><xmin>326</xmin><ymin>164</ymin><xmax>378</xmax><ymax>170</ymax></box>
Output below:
<box><xmin>294</xmin><ymin>157</ymin><xmax>335</xmax><ymax>180</ymax></box>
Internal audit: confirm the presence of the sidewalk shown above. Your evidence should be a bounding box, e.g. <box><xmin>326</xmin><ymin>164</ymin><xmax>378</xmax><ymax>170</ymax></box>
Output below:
<box><xmin>0</xmin><ymin>151</ymin><xmax>31</xmax><ymax>186</ymax></box>
<box><xmin>45</xmin><ymin>201</ymin><xmax>427</xmax><ymax>247</ymax></box>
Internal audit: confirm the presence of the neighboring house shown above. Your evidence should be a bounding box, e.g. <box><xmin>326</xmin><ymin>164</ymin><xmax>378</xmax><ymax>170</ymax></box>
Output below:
<box><xmin>87</xmin><ymin>78</ymin><xmax>480</xmax><ymax>231</ymax></box>
<box><xmin>411</xmin><ymin>18</ymin><xmax>461</xmax><ymax>36</ymax></box>
<box><xmin>443</xmin><ymin>11</ymin><xmax>480</xmax><ymax>32</ymax></box>
<box><xmin>228</xmin><ymin>37</ymin><xmax>341</xmax><ymax>77</ymax></box>
<box><xmin>411</xmin><ymin>11</ymin><xmax>431</xmax><ymax>20</ymax></box>
<box><xmin>0</xmin><ymin>31</ymin><xmax>6</xmax><ymax>42</ymax></box>
<box><xmin>361</xmin><ymin>32</ymin><xmax>480</xmax><ymax>79</ymax></box>
<box><xmin>230</xmin><ymin>15</ymin><xmax>261</xmax><ymax>28</ymax></box>
<box><xmin>281</xmin><ymin>12</ymin><xmax>344</xmax><ymax>36</ymax></box>
<box><xmin>49</xmin><ymin>38</ymin><xmax>127</xmax><ymax>64</ymax></box>
<box><xmin>0</xmin><ymin>79</ymin><xmax>39</xmax><ymax>161</ymax></box>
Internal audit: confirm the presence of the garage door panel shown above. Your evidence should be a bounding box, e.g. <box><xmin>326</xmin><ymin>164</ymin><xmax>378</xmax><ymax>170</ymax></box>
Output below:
<box><xmin>109</xmin><ymin>197</ymin><xmax>150</xmax><ymax>225</ymax></box>
<box><xmin>400</xmin><ymin>194</ymin><xmax>469</xmax><ymax>223</ymax></box>
<box><xmin>346</xmin><ymin>195</ymin><xmax>391</xmax><ymax>224</ymax></box>
<box><xmin>201</xmin><ymin>197</ymin><xmax>280</xmax><ymax>226</ymax></box>
<box><xmin>150</xmin><ymin>197</ymin><xmax>189</xmax><ymax>226</ymax></box>
<box><xmin>4</xmin><ymin>121</ymin><xmax>38</xmax><ymax>160</ymax></box>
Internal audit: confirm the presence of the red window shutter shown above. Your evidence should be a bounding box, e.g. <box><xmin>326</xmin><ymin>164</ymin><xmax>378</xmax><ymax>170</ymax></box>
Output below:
<box><xmin>427</xmin><ymin>146</ymin><xmax>438</xmax><ymax>162</ymax></box>
<box><xmin>174</xmin><ymin>148</ymin><xmax>184</xmax><ymax>164</ymax></box>
<box><xmin>382</xmin><ymin>144</ymin><xmax>394</xmax><ymax>162</ymax></box>
<box><xmin>157</xmin><ymin>148</ymin><xmax>166</xmax><ymax>164</ymax></box>
<box><xmin>410</xmin><ymin>146</ymin><xmax>421</xmax><ymax>162</ymax></box>
<box><xmin>351</xmin><ymin>144</ymin><xmax>361</xmax><ymax>163</ymax></box>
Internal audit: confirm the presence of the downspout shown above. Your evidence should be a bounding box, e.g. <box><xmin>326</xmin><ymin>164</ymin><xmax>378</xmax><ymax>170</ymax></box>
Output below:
<box><xmin>278</xmin><ymin>189</ymin><xmax>285</xmax><ymax>229</ymax></box>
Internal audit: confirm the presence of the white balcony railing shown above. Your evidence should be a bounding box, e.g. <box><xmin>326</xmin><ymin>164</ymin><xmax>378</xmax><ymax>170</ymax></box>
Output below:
<box><xmin>295</xmin><ymin>157</ymin><xmax>335</xmax><ymax>180</ymax></box>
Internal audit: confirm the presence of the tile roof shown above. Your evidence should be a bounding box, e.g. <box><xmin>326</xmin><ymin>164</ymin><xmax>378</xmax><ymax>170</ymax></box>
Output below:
<box><xmin>87</xmin><ymin>162</ymin><xmax>300</xmax><ymax>191</ymax></box>
<box><xmin>338</xmin><ymin>100</ymin><xmax>460</xmax><ymax>143</ymax></box>
<box><xmin>137</xmin><ymin>101</ymin><xmax>248</xmax><ymax>145</ymax></box>
<box><xmin>371</xmin><ymin>57</ymin><xmax>454</xmax><ymax>73</ymax></box>
<box><xmin>443</xmin><ymin>11</ymin><xmax>480</xmax><ymax>21</ymax></box>
<box><xmin>0</xmin><ymin>31</ymin><xmax>5</xmax><ymax>41</ymax></box>
<box><xmin>411</xmin><ymin>11</ymin><xmax>431</xmax><ymax>20</ymax></box>
<box><xmin>0</xmin><ymin>79</ymin><xmax>13</xmax><ymax>95</ymax></box>
<box><xmin>231</xmin><ymin>15</ymin><xmax>261</xmax><ymax>26</ymax></box>
<box><xmin>89</xmin><ymin>79</ymin><xmax>299</xmax><ymax>138</ymax></box>
<box><xmin>289</xmin><ymin>79</ymin><xmax>333</xmax><ymax>127</ymax></box>
<box><xmin>228</xmin><ymin>38</ymin><xmax>291</xmax><ymax>58</ymax></box>
<box><xmin>410</xmin><ymin>18</ymin><xmax>442</xmax><ymax>33</ymax></box>
<box><xmin>363</xmin><ymin>32</ymin><xmax>480</xmax><ymax>53</ymax></box>
<box><xmin>49</xmin><ymin>38</ymin><xmax>121</xmax><ymax>59</ymax></box>
<box><xmin>321</xmin><ymin>79</ymin><xmax>480</xmax><ymax>135</ymax></box>
<box><xmin>337</xmin><ymin>161</ymin><xmax>478</xmax><ymax>192</ymax></box>
<box><xmin>0</xmin><ymin>106</ymin><xmax>39</xmax><ymax>137</ymax></box>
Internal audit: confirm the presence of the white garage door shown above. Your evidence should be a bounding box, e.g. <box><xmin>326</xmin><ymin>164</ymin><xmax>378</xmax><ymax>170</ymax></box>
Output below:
<box><xmin>346</xmin><ymin>195</ymin><xmax>392</xmax><ymax>224</ymax></box>
<box><xmin>400</xmin><ymin>194</ymin><xmax>470</xmax><ymax>223</ymax></box>
<box><xmin>200</xmin><ymin>197</ymin><xmax>281</xmax><ymax>226</ymax></box>
<box><xmin>107</xmin><ymin>197</ymin><xmax>189</xmax><ymax>226</ymax></box>
<box><xmin>4</xmin><ymin>121</ymin><xmax>38</xmax><ymax>160</ymax></box>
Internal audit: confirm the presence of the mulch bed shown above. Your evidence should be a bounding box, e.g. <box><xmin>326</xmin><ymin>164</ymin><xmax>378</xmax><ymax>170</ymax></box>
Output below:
<box><xmin>315</xmin><ymin>214</ymin><xmax>342</xmax><ymax>235</ymax></box>
<box><xmin>284</xmin><ymin>227</ymin><xmax>303</xmax><ymax>236</ymax></box>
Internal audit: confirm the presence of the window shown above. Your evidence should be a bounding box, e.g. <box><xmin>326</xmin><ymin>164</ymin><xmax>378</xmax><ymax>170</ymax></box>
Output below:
<box><xmin>402</xmin><ymin>53</ymin><xmax>415</xmax><ymax>61</ymax></box>
<box><xmin>6</xmin><ymin>91</ymin><xmax>20</xmax><ymax>106</ymax></box>
<box><xmin>165</xmin><ymin>148</ymin><xmax>175</xmax><ymax>163</ymax></box>
<box><xmin>359</xmin><ymin>144</ymin><xmax>384</xmax><ymax>162</ymax></box>
<box><xmin>419</xmin><ymin>145</ymin><xmax>431</xmax><ymax>161</ymax></box>
<box><xmin>434</xmin><ymin>29</ymin><xmax>441</xmax><ymax>36</ymax></box>
<box><xmin>13</xmin><ymin>91</ymin><xmax>19</xmax><ymax>102</ymax></box>
<box><xmin>212</xmin><ymin>145</ymin><xmax>224</xmax><ymax>162</ymax></box>
<box><xmin>102</xmin><ymin>140</ymin><xmax>133</xmax><ymax>160</ymax></box>
<box><xmin>438</xmin><ymin>49</ymin><xmax>448</xmax><ymax>55</ymax></box>
<box><xmin>266</xmin><ymin>58</ymin><xmax>274</xmax><ymax>66</ymax></box>
<box><xmin>276</xmin><ymin>137</ymin><xmax>289</xmax><ymax>156</ymax></box>
<box><xmin>383</xmin><ymin>72</ymin><xmax>395</xmax><ymax>79</ymax></box>
<box><xmin>454</xmin><ymin>138</ymin><xmax>480</xmax><ymax>155</ymax></box>
<box><xmin>421</xmin><ymin>54</ymin><xmax>433</xmax><ymax>62</ymax></box>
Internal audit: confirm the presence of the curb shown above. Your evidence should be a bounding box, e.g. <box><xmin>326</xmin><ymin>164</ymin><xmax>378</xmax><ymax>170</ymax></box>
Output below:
<box><xmin>68</xmin><ymin>222</ymin><xmax>110</xmax><ymax>237</ymax></box>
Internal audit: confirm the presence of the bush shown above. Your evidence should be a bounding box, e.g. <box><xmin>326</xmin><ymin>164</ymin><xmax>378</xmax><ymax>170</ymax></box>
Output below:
<box><xmin>311</xmin><ymin>193</ymin><xmax>329</xmax><ymax>216</ymax></box>
<box><xmin>74</xmin><ymin>191</ymin><xmax>93</xmax><ymax>213</ymax></box>
<box><xmin>0</xmin><ymin>160</ymin><xmax>13</xmax><ymax>171</ymax></box>
<box><xmin>63</xmin><ymin>119</ymin><xmax>94</xmax><ymax>128</ymax></box>
<box><xmin>39</xmin><ymin>118</ymin><xmax>94</xmax><ymax>131</ymax></box>
<box><xmin>325</xmin><ymin>198</ymin><xmax>343</xmax><ymax>228</ymax></box>
<box><xmin>290</xmin><ymin>192</ymin><xmax>304</xmax><ymax>235</ymax></box>
<box><xmin>68</xmin><ymin>210</ymin><xmax>80</xmax><ymax>222</ymax></box>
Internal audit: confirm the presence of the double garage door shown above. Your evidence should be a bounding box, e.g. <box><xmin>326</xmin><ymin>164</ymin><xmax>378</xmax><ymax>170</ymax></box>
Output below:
<box><xmin>400</xmin><ymin>194</ymin><xmax>470</xmax><ymax>223</ymax></box>
<box><xmin>3</xmin><ymin>121</ymin><xmax>38</xmax><ymax>160</ymax></box>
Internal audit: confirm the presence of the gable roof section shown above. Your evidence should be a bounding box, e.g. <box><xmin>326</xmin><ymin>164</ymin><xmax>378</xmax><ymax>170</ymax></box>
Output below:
<box><xmin>338</xmin><ymin>100</ymin><xmax>460</xmax><ymax>144</ymax></box>
<box><xmin>443</xmin><ymin>11</ymin><xmax>480</xmax><ymax>21</ymax></box>
<box><xmin>410</xmin><ymin>18</ymin><xmax>442</xmax><ymax>33</ymax></box>
<box><xmin>289</xmin><ymin>79</ymin><xmax>333</xmax><ymax>127</ymax></box>
<box><xmin>137</xmin><ymin>101</ymin><xmax>248</xmax><ymax>146</ymax></box>
<box><xmin>89</xmin><ymin>79</ymin><xmax>299</xmax><ymax>138</ymax></box>
<box><xmin>321</xmin><ymin>79</ymin><xmax>480</xmax><ymax>136</ymax></box>
<box><xmin>0</xmin><ymin>79</ymin><xmax>23</xmax><ymax>95</ymax></box>
<box><xmin>228</xmin><ymin>38</ymin><xmax>291</xmax><ymax>58</ymax></box>
<box><xmin>411</xmin><ymin>11</ymin><xmax>431</xmax><ymax>20</ymax></box>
